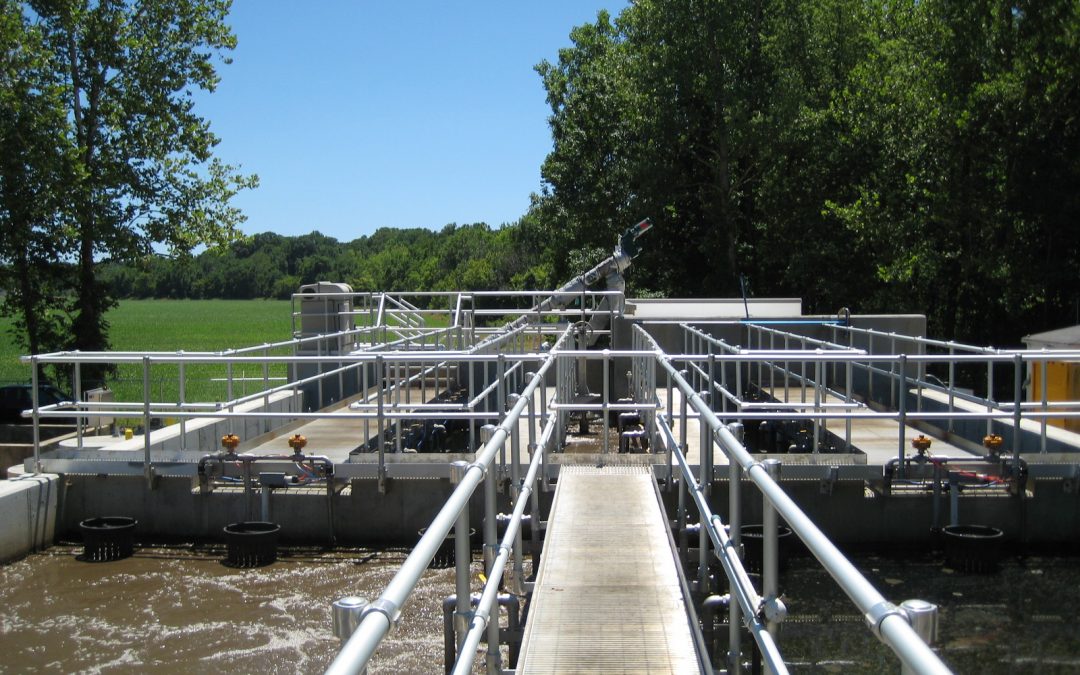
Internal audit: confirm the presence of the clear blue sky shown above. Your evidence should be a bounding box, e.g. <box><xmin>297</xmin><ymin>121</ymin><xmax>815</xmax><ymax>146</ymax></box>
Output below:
<box><xmin>195</xmin><ymin>1</ymin><xmax>628</xmax><ymax>242</ymax></box>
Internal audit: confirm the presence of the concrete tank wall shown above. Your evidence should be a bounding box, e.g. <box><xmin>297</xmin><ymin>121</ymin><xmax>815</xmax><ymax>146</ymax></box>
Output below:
<box><xmin>0</xmin><ymin>474</ymin><xmax>58</xmax><ymax>563</ymax></box>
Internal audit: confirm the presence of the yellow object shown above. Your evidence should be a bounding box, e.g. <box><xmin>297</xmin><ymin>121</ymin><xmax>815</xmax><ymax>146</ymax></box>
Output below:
<box><xmin>1029</xmin><ymin>360</ymin><xmax>1080</xmax><ymax>433</ymax></box>
<box><xmin>221</xmin><ymin>433</ymin><xmax>241</xmax><ymax>451</ymax></box>
<box><xmin>288</xmin><ymin>434</ymin><xmax>308</xmax><ymax>452</ymax></box>
<box><xmin>124</xmin><ymin>428</ymin><xmax>133</xmax><ymax>440</ymax></box>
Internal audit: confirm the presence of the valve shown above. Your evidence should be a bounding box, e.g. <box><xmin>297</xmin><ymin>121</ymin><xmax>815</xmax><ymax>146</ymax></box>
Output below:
<box><xmin>288</xmin><ymin>434</ymin><xmax>308</xmax><ymax>453</ymax></box>
<box><xmin>983</xmin><ymin>433</ymin><xmax>1004</xmax><ymax>455</ymax></box>
<box><xmin>911</xmin><ymin>435</ymin><xmax>932</xmax><ymax>457</ymax></box>
<box><xmin>221</xmin><ymin>433</ymin><xmax>240</xmax><ymax>452</ymax></box>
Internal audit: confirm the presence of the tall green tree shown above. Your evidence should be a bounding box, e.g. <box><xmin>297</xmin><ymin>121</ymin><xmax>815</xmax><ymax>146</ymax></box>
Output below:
<box><xmin>0</xmin><ymin>0</ymin><xmax>72</xmax><ymax>358</ymax></box>
<box><xmin>2</xmin><ymin>0</ymin><xmax>256</xmax><ymax>380</ymax></box>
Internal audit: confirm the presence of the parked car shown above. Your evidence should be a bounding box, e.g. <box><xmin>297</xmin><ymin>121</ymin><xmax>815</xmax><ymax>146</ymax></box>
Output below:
<box><xmin>0</xmin><ymin>384</ymin><xmax>75</xmax><ymax>424</ymax></box>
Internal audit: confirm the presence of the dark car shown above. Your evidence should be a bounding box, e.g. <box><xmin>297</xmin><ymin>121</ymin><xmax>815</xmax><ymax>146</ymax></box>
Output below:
<box><xmin>0</xmin><ymin>384</ymin><xmax>75</xmax><ymax>424</ymax></box>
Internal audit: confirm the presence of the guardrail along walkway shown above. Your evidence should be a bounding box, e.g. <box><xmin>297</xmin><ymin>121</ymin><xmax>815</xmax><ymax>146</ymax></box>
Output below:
<box><xmin>517</xmin><ymin>465</ymin><xmax>702</xmax><ymax>674</ymax></box>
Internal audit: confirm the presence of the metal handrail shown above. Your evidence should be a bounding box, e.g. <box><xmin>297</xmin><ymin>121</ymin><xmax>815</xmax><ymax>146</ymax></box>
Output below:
<box><xmin>324</xmin><ymin>326</ymin><xmax>572</xmax><ymax>675</ymax></box>
<box><xmin>656</xmin><ymin>414</ymin><xmax>787</xmax><ymax>674</ymax></box>
<box><xmin>640</xmin><ymin>324</ymin><xmax>952</xmax><ymax>675</ymax></box>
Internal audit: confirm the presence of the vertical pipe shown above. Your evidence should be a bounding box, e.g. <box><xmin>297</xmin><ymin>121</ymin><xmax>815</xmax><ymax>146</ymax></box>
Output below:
<box><xmin>377</xmin><ymin>355</ymin><xmax>386</xmax><ymax>485</ymax></box>
<box><xmin>698</xmin><ymin>401</ymin><xmax>710</xmax><ymax>592</ymax></box>
<box><xmin>845</xmin><ymin>360</ymin><xmax>853</xmax><ymax>452</ymax></box>
<box><xmin>762</xmin><ymin>459</ymin><xmax>782</xmax><ymax>635</ymax></box>
<box><xmin>868</xmin><ymin>333</ymin><xmax>875</xmax><ymax>403</ymax></box>
<box><xmin>143</xmin><ymin>356</ymin><xmax>152</xmax><ymax>484</ymax></box>
<box><xmin>317</xmin><ymin>338</ymin><xmax>325</xmax><ymax>411</ymax></box>
<box><xmin>813</xmin><ymin>360</ymin><xmax>822</xmax><ymax>453</ymax></box>
<box><xmin>363</xmin><ymin>361</ymin><xmax>370</xmax><ymax>448</ymax></box>
<box><xmin>727</xmin><ymin>422</ymin><xmax>744</xmax><ymax>675</ymax></box>
<box><xmin>480</xmin><ymin>424</ymin><xmax>501</xmax><ymax>674</ymax></box>
<box><xmin>783</xmin><ymin>334</ymin><xmax>789</xmax><ymax>404</ymax></box>
<box><xmin>31</xmin><ymin>356</ymin><xmax>41</xmax><ymax>474</ymax></box>
<box><xmin>1040</xmin><ymin>360</ymin><xmax>1048</xmax><ymax>454</ymax></box>
<box><xmin>451</xmin><ymin>461</ymin><xmax>472</xmax><ymax>652</ymax></box>
<box><xmin>1013</xmin><ymin>354</ymin><xmax>1023</xmax><ymax>461</ymax></box>
<box><xmin>468</xmin><ymin>359</ymin><xmax>476</xmax><ymax>454</ymax></box>
<box><xmin>987</xmin><ymin>358</ymin><xmax>995</xmax><ymax>438</ymax></box>
<box><xmin>179</xmin><ymin>359</ymin><xmax>187</xmax><ymax>452</ymax></box>
<box><xmin>263</xmin><ymin>348</ymin><xmax>271</xmax><ymax>433</ymax></box>
<box><xmin>602</xmin><ymin>351</ymin><xmax>610</xmax><ymax>454</ymax></box>
<box><xmin>74</xmin><ymin>361</ymin><xmax>83</xmax><ymax>449</ymax></box>
<box><xmin>226</xmin><ymin>358</ymin><xmax>234</xmax><ymax>434</ymax></box>
<box><xmin>261</xmin><ymin>486</ymin><xmax>272</xmax><ymax>521</ymax></box>
<box><xmin>897</xmin><ymin>354</ymin><xmax>908</xmax><ymax>478</ymax></box>
<box><xmin>497</xmin><ymin>355</ymin><xmax>506</xmax><ymax>474</ymax></box>
<box><xmin>890</xmin><ymin>333</ymin><xmax>897</xmax><ymax>409</ymax></box>
<box><xmin>509</xmin><ymin>395</ymin><xmax>525</xmax><ymax>595</ymax></box>
<box><xmin>947</xmin><ymin>344</ymin><xmax>956</xmax><ymax>434</ymax></box>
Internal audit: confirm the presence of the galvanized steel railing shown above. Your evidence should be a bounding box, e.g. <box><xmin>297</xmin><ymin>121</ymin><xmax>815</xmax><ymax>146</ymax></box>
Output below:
<box><xmin>323</xmin><ymin>325</ymin><xmax>573</xmax><ymax>675</ymax></box>
<box><xmin>638</xmin><ymin>324</ymin><xmax>952</xmax><ymax>674</ymax></box>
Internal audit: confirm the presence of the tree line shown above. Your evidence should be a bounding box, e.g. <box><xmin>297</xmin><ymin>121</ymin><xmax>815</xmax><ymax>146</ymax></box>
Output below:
<box><xmin>97</xmin><ymin>224</ymin><xmax>552</xmax><ymax>301</ymax></box>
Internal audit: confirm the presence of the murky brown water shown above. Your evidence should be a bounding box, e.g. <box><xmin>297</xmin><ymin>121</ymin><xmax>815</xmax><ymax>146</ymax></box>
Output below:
<box><xmin>0</xmin><ymin>544</ymin><xmax>474</xmax><ymax>674</ymax></box>
<box><xmin>4</xmin><ymin>540</ymin><xmax>1080</xmax><ymax>674</ymax></box>
<box><xmin>764</xmin><ymin>552</ymin><xmax>1080</xmax><ymax>673</ymax></box>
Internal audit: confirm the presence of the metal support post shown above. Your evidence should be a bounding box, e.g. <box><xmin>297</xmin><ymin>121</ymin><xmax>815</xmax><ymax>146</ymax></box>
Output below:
<box><xmin>762</xmin><ymin>458</ymin><xmax>784</xmax><ymax>635</ymax></box>
<box><xmin>897</xmin><ymin>354</ymin><xmax>907</xmax><ymax>478</ymax></box>
<box><xmin>377</xmin><ymin>355</ymin><xmax>386</xmax><ymax>490</ymax></box>
<box><xmin>698</xmin><ymin>393</ymin><xmax>711</xmax><ymax>592</ymax></box>
<box><xmin>727</xmin><ymin>422</ymin><xmax>744</xmax><ymax>674</ymax></box>
<box><xmin>450</xmin><ymin>461</ymin><xmax>472</xmax><ymax>650</ymax></box>
<box><xmin>31</xmin><ymin>356</ymin><xmax>41</xmax><ymax>474</ymax></box>
<box><xmin>507</xmin><ymin>393</ymin><xmax>525</xmax><ymax>594</ymax></box>
<box><xmin>143</xmin><ymin>356</ymin><xmax>153</xmax><ymax>486</ymax></box>
<box><xmin>1013</xmin><ymin>353</ymin><xmax>1023</xmax><ymax>461</ymax></box>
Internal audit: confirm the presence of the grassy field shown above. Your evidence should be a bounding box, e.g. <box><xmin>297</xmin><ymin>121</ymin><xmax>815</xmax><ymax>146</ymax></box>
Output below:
<box><xmin>1</xmin><ymin>300</ymin><xmax>296</xmax><ymax>410</ymax></box>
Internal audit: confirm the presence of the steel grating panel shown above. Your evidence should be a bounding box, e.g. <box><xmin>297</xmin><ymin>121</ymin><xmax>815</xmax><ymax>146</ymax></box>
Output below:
<box><xmin>517</xmin><ymin>465</ymin><xmax>702</xmax><ymax>674</ymax></box>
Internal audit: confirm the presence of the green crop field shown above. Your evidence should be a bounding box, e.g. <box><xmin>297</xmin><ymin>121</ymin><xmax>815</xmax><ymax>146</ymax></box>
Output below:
<box><xmin>1</xmin><ymin>300</ymin><xmax>296</xmax><ymax>416</ymax></box>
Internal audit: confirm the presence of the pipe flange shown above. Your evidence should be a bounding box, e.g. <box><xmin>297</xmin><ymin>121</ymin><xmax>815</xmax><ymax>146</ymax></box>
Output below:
<box><xmin>865</xmin><ymin>600</ymin><xmax>907</xmax><ymax>640</ymax></box>
<box><xmin>361</xmin><ymin>598</ymin><xmax>402</xmax><ymax>632</ymax></box>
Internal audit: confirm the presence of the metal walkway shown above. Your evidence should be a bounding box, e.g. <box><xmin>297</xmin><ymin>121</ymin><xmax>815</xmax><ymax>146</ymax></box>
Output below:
<box><xmin>517</xmin><ymin>465</ymin><xmax>703</xmax><ymax>674</ymax></box>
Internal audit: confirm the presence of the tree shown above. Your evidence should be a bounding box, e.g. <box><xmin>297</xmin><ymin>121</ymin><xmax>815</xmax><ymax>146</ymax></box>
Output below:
<box><xmin>0</xmin><ymin>0</ymin><xmax>72</xmax><ymax>359</ymax></box>
<box><xmin>2</xmin><ymin>0</ymin><xmax>256</xmax><ymax>382</ymax></box>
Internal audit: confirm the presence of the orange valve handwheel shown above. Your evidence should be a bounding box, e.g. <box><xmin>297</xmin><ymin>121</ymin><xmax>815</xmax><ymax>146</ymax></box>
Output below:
<box><xmin>983</xmin><ymin>434</ymin><xmax>1004</xmax><ymax>451</ymax></box>
<box><xmin>288</xmin><ymin>434</ymin><xmax>308</xmax><ymax>451</ymax></box>
<box><xmin>221</xmin><ymin>433</ymin><xmax>240</xmax><ymax>451</ymax></box>
<box><xmin>911</xmin><ymin>435</ymin><xmax>932</xmax><ymax>453</ymax></box>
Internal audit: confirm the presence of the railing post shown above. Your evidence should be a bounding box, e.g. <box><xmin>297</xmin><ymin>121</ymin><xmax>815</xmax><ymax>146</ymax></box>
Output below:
<box><xmin>479</xmin><ymin>424</ymin><xmax>501</xmax><ymax>674</ymax></box>
<box><xmin>377</xmin><ymin>355</ymin><xmax>386</xmax><ymax>491</ymax></box>
<box><xmin>1013</xmin><ymin>353</ymin><xmax>1023</xmax><ymax>461</ymax></box>
<box><xmin>507</xmin><ymin>393</ymin><xmax>525</xmax><ymax>595</ymax></box>
<box><xmin>897</xmin><ymin>354</ymin><xmax>908</xmax><ymax>478</ymax></box>
<box><xmin>31</xmin><ymin>356</ymin><xmax>41</xmax><ymax>474</ymax></box>
<box><xmin>450</xmin><ymin>461</ymin><xmax>472</xmax><ymax>653</ymax></box>
<box><xmin>726</xmin><ymin>422</ymin><xmax>744</xmax><ymax>674</ymax></box>
<box><xmin>178</xmin><ymin>357</ymin><xmax>187</xmax><ymax>451</ymax></box>
<box><xmin>762</xmin><ymin>458</ymin><xmax>785</xmax><ymax>636</ymax></box>
<box><xmin>143</xmin><ymin>355</ymin><xmax>153</xmax><ymax>486</ymax></box>
<box><xmin>698</xmin><ymin>391</ymin><xmax>711</xmax><ymax>593</ymax></box>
